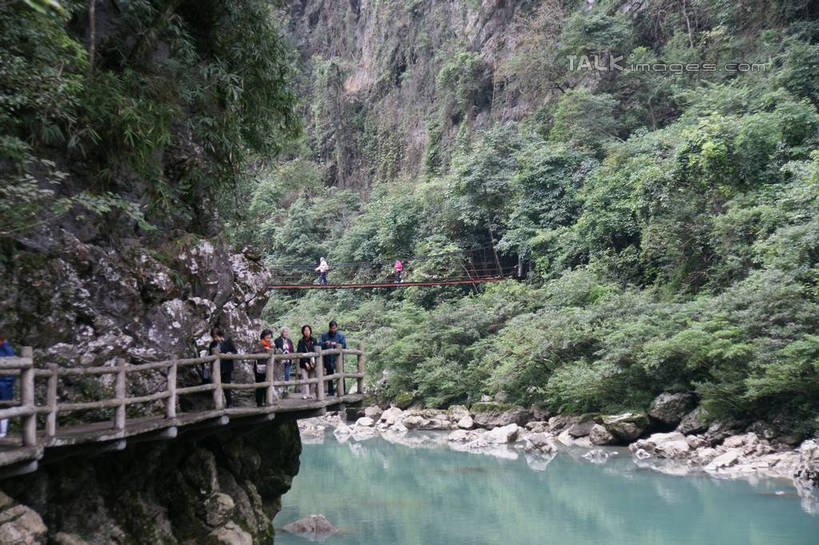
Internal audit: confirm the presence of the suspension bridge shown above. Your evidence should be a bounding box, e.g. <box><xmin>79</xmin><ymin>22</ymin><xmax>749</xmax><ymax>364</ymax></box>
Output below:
<box><xmin>267</xmin><ymin>245</ymin><xmax>523</xmax><ymax>289</ymax></box>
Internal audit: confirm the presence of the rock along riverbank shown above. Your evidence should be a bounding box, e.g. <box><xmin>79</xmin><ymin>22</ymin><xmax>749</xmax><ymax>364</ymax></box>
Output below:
<box><xmin>299</xmin><ymin>398</ymin><xmax>819</xmax><ymax>515</ymax></box>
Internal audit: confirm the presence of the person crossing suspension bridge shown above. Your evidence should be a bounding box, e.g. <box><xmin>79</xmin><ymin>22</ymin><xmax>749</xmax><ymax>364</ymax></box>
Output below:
<box><xmin>267</xmin><ymin>246</ymin><xmax>521</xmax><ymax>290</ymax></box>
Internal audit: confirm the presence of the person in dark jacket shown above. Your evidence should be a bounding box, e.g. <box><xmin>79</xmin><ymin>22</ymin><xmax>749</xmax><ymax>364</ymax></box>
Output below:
<box><xmin>296</xmin><ymin>325</ymin><xmax>318</xmax><ymax>399</ymax></box>
<box><xmin>274</xmin><ymin>327</ymin><xmax>295</xmax><ymax>397</ymax></box>
<box><xmin>208</xmin><ymin>328</ymin><xmax>237</xmax><ymax>408</ymax></box>
<box><xmin>251</xmin><ymin>329</ymin><xmax>274</xmax><ymax>407</ymax></box>
<box><xmin>319</xmin><ymin>320</ymin><xmax>346</xmax><ymax>396</ymax></box>
<box><xmin>0</xmin><ymin>333</ymin><xmax>15</xmax><ymax>437</ymax></box>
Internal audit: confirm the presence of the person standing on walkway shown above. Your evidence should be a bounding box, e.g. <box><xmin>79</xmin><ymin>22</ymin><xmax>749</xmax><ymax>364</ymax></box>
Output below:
<box><xmin>209</xmin><ymin>328</ymin><xmax>237</xmax><ymax>408</ymax></box>
<box><xmin>251</xmin><ymin>329</ymin><xmax>274</xmax><ymax>407</ymax></box>
<box><xmin>319</xmin><ymin>320</ymin><xmax>346</xmax><ymax>396</ymax></box>
<box><xmin>315</xmin><ymin>257</ymin><xmax>330</xmax><ymax>285</ymax></box>
<box><xmin>297</xmin><ymin>325</ymin><xmax>318</xmax><ymax>399</ymax></box>
<box><xmin>393</xmin><ymin>259</ymin><xmax>403</xmax><ymax>283</ymax></box>
<box><xmin>0</xmin><ymin>333</ymin><xmax>16</xmax><ymax>438</ymax></box>
<box><xmin>274</xmin><ymin>327</ymin><xmax>294</xmax><ymax>397</ymax></box>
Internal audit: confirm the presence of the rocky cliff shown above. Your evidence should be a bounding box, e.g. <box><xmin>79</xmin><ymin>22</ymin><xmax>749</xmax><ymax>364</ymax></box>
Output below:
<box><xmin>284</xmin><ymin>0</ymin><xmax>545</xmax><ymax>186</ymax></box>
<box><xmin>0</xmin><ymin>419</ymin><xmax>300</xmax><ymax>545</ymax></box>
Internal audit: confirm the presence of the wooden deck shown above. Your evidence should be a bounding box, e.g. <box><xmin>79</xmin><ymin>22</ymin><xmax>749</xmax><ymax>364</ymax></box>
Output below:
<box><xmin>0</xmin><ymin>346</ymin><xmax>366</xmax><ymax>479</ymax></box>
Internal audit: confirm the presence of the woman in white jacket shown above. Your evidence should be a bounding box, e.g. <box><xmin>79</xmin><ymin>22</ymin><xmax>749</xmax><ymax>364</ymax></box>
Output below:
<box><xmin>315</xmin><ymin>257</ymin><xmax>330</xmax><ymax>285</ymax></box>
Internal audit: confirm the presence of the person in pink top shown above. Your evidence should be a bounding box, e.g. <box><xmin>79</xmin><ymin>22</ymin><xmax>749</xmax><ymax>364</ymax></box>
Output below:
<box><xmin>394</xmin><ymin>259</ymin><xmax>403</xmax><ymax>283</ymax></box>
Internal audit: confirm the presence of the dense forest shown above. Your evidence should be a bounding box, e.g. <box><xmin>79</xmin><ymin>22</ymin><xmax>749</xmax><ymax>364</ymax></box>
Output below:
<box><xmin>258</xmin><ymin>0</ymin><xmax>819</xmax><ymax>436</ymax></box>
<box><xmin>2</xmin><ymin>1</ymin><xmax>818</xmax><ymax>436</ymax></box>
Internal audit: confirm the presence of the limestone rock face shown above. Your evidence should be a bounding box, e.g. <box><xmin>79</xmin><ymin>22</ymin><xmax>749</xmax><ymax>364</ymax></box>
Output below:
<box><xmin>207</xmin><ymin>521</ymin><xmax>253</xmax><ymax>545</ymax></box>
<box><xmin>205</xmin><ymin>493</ymin><xmax>236</xmax><ymax>528</ymax></box>
<box><xmin>0</xmin><ymin>492</ymin><xmax>47</xmax><ymax>545</ymax></box>
<box><xmin>0</xmin><ymin>420</ymin><xmax>300</xmax><ymax>545</ymax></box>
<box><xmin>0</xmin><ymin>235</ymin><xmax>271</xmax><ymax>408</ymax></box>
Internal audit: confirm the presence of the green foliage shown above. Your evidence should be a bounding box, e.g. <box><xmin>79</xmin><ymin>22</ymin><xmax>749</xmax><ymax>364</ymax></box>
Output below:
<box><xmin>1</xmin><ymin>0</ymin><xmax>299</xmax><ymax>235</ymax></box>
<box><xmin>549</xmin><ymin>90</ymin><xmax>618</xmax><ymax>153</ymax></box>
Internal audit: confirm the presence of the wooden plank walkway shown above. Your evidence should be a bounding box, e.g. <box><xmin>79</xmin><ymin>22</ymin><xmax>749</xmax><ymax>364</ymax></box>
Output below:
<box><xmin>0</xmin><ymin>345</ymin><xmax>366</xmax><ymax>479</ymax></box>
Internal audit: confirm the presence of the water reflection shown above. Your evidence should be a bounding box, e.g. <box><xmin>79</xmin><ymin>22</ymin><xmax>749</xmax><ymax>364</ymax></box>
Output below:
<box><xmin>276</xmin><ymin>435</ymin><xmax>818</xmax><ymax>545</ymax></box>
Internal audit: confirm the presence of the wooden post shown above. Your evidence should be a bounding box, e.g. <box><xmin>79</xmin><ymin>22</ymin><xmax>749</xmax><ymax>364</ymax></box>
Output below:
<box><xmin>265</xmin><ymin>353</ymin><xmax>275</xmax><ymax>406</ymax></box>
<box><xmin>337</xmin><ymin>349</ymin><xmax>345</xmax><ymax>397</ymax></box>
<box><xmin>166</xmin><ymin>358</ymin><xmax>177</xmax><ymax>419</ymax></box>
<box><xmin>357</xmin><ymin>341</ymin><xmax>365</xmax><ymax>396</ymax></box>
<box><xmin>115</xmin><ymin>358</ymin><xmax>126</xmax><ymax>432</ymax></box>
<box><xmin>212</xmin><ymin>347</ymin><xmax>224</xmax><ymax>410</ymax></box>
<box><xmin>46</xmin><ymin>364</ymin><xmax>58</xmax><ymax>438</ymax></box>
<box><xmin>20</xmin><ymin>347</ymin><xmax>36</xmax><ymax>447</ymax></box>
<box><xmin>316</xmin><ymin>348</ymin><xmax>325</xmax><ymax>401</ymax></box>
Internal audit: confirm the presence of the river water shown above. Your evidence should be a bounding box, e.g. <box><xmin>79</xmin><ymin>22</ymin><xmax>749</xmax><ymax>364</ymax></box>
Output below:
<box><xmin>275</xmin><ymin>434</ymin><xmax>818</xmax><ymax>545</ymax></box>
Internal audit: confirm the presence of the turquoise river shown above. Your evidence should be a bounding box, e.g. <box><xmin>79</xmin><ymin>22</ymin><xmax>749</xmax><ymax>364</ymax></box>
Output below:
<box><xmin>275</xmin><ymin>434</ymin><xmax>819</xmax><ymax>545</ymax></box>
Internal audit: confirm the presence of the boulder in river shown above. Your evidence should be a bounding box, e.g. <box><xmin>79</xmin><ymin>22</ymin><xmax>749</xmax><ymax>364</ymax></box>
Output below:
<box><xmin>567</xmin><ymin>419</ymin><xmax>595</xmax><ymax>438</ymax></box>
<box><xmin>483</xmin><ymin>424</ymin><xmax>520</xmax><ymax>444</ymax></box>
<box><xmin>601</xmin><ymin>413</ymin><xmax>648</xmax><ymax>442</ymax></box>
<box><xmin>676</xmin><ymin>407</ymin><xmax>710</xmax><ymax>435</ymax></box>
<box><xmin>630</xmin><ymin>431</ymin><xmax>690</xmax><ymax>458</ymax></box>
<box><xmin>282</xmin><ymin>514</ymin><xmax>339</xmax><ymax>541</ymax></box>
<box><xmin>649</xmin><ymin>393</ymin><xmax>697</xmax><ymax>427</ymax></box>
<box><xmin>378</xmin><ymin>407</ymin><xmax>404</xmax><ymax>427</ymax></box>
<box><xmin>471</xmin><ymin>403</ymin><xmax>531</xmax><ymax>428</ymax></box>
<box><xmin>589</xmin><ymin>424</ymin><xmax>617</xmax><ymax>446</ymax></box>
<box><xmin>794</xmin><ymin>439</ymin><xmax>819</xmax><ymax>489</ymax></box>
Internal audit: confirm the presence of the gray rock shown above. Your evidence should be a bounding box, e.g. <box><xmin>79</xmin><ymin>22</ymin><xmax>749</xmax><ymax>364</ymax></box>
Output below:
<box><xmin>794</xmin><ymin>439</ymin><xmax>819</xmax><ymax>489</ymax></box>
<box><xmin>522</xmin><ymin>432</ymin><xmax>556</xmax><ymax>453</ymax></box>
<box><xmin>282</xmin><ymin>514</ymin><xmax>339</xmax><ymax>539</ymax></box>
<box><xmin>567</xmin><ymin>420</ymin><xmax>595</xmax><ymax>438</ymax></box>
<box><xmin>706</xmin><ymin>450</ymin><xmax>741</xmax><ymax>471</ymax></box>
<box><xmin>524</xmin><ymin>421</ymin><xmax>549</xmax><ymax>433</ymax></box>
<box><xmin>483</xmin><ymin>424</ymin><xmax>520</xmax><ymax>444</ymax></box>
<box><xmin>630</xmin><ymin>432</ymin><xmax>690</xmax><ymax>458</ymax></box>
<box><xmin>447</xmin><ymin>405</ymin><xmax>470</xmax><ymax>422</ymax></box>
<box><xmin>363</xmin><ymin>406</ymin><xmax>383</xmax><ymax>420</ymax></box>
<box><xmin>401</xmin><ymin>415</ymin><xmax>428</xmax><ymax>430</ymax></box>
<box><xmin>602</xmin><ymin>413</ymin><xmax>648</xmax><ymax>442</ymax></box>
<box><xmin>207</xmin><ymin>521</ymin><xmax>253</xmax><ymax>545</ymax></box>
<box><xmin>677</xmin><ymin>407</ymin><xmax>710</xmax><ymax>435</ymax></box>
<box><xmin>547</xmin><ymin>415</ymin><xmax>580</xmax><ymax>433</ymax></box>
<box><xmin>0</xmin><ymin>493</ymin><xmax>47</xmax><ymax>545</ymax></box>
<box><xmin>648</xmin><ymin>392</ymin><xmax>697</xmax><ymax>426</ymax></box>
<box><xmin>205</xmin><ymin>493</ymin><xmax>235</xmax><ymax>528</ymax></box>
<box><xmin>457</xmin><ymin>416</ymin><xmax>474</xmax><ymax>429</ymax></box>
<box><xmin>471</xmin><ymin>404</ymin><xmax>531</xmax><ymax>428</ymax></box>
<box><xmin>53</xmin><ymin>533</ymin><xmax>90</xmax><ymax>545</ymax></box>
<box><xmin>378</xmin><ymin>407</ymin><xmax>404</xmax><ymax>426</ymax></box>
<box><xmin>589</xmin><ymin>424</ymin><xmax>616</xmax><ymax>446</ymax></box>
<box><xmin>355</xmin><ymin>417</ymin><xmax>375</xmax><ymax>427</ymax></box>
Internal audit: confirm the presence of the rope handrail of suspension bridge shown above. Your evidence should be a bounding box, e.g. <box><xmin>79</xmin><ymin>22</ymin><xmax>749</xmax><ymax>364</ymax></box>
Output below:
<box><xmin>267</xmin><ymin>246</ymin><xmax>522</xmax><ymax>289</ymax></box>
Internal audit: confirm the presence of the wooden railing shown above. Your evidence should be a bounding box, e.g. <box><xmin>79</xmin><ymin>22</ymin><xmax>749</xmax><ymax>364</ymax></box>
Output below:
<box><xmin>0</xmin><ymin>343</ymin><xmax>365</xmax><ymax>450</ymax></box>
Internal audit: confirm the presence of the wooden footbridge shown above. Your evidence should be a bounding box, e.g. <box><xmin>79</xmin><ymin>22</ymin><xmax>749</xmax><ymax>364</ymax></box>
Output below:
<box><xmin>0</xmin><ymin>345</ymin><xmax>365</xmax><ymax>479</ymax></box>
